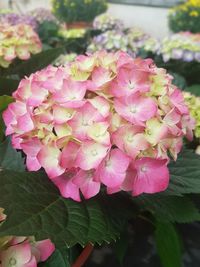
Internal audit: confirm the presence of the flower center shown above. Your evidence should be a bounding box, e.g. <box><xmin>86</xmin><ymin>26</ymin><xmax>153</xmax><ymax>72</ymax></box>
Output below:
<box><xmin>69</xmin><ymin>95</ymin><xmax>76</xmax><ymax>100</ymax></box>
<box><xmin>129</xmin><ymin>106</ymin><xmax>137</xmax><ymax>114</ymax></box>
<box><xmin>128</xmin><ymin>80</ymin><xmax>135</xmax><ymax>90</ymax></box>
<box><xmin>9</xmin><ymin>258</ymin><xmax>17</xmax><ymax>266</ymax></box>
<box><xmin>146</xmin><ymin>129</ymin><xmax>152</xmax><ymax>135</ymax></box>
<box><xmin>127</xmin><ymin>134</ymin><xmax>134</xmax><ymax>142</ymax></box>
<box><xmin>141</xmin><ymin>166</ymin><xmax>147</xmax><ymax>172</ymax></box>
<box><xmin>66</xmin><ymin>112</ymin><xmax>72</xmax><ymax>118</ymax></box>
<box><xmin>82</xmin><ymin>118</ymin><xmax>89</xmax><ymax>126</ymax></box>
<box><xmin>91</xmin><ymin>149</ymin><xmax>98</xmax><ymax>156</ymax></box>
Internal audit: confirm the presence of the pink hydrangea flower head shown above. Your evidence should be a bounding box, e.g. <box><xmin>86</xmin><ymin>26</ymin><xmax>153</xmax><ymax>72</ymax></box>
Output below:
<box><xmin>3</xmin><ymin>51</ymin><xmax>194</xmax><ymax>200</ymax></box>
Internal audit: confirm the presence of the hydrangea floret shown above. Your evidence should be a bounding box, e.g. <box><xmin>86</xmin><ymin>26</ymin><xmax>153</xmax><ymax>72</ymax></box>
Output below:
<box><xmin>127</xmin><ymin>27</ymin><xmax>159</xmax><ymax>55</ymax></box>
<box><xmin>3</xmin><ymin>51</ymin><xmax>194</xmax><ymax>201</ymax></box>
<box><xmin>87</xmin><ymin>30</ymin><xmax>130</xmax><ymax>54</ymax></box>
<box><xmin>54</xmin><ymin>53</ymin><xmax>77</xmax><ymax>66</ymax></box>
<box><xmin>29</xmin><ymin>8</ymin><xmax>58</xmax><ymax>25</ymax></box>
<box><xmin>87</xmin><ymin>26</ymin><xmax>159</xmax><ymax>56</ymax></box>
<box><xmin>93</xmin><ymin>13</ymin><xmax>124</xmax><ymax>32</ymax></box>
<box><xmin>183</xmin><ymin>91</ymin><xmax>200</xmax><ymax>138</ymax></box>
<box><xmin>158</xmin><ymin>32</ymin><xmax>200</xmax><ymax>63</ymax></box>
<box><xmin>0</xmin><ymin>23</ymin><xmax>42</xmax><ymax>68</ymax></box>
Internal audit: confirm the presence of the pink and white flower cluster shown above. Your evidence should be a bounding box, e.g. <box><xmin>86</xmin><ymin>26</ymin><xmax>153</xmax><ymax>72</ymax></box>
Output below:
<box><xmin>3</xmin><ymin>51</ymin><xmax>195</xmax><ymax>201</ymax></box>
<box><xmin>0</xmin><ymin>209</ymin><xmax>55</xmax><ymax>267</ymax></box>
<box><xmin>0</xmin><ymin>23</ymin><xmax>42</xmax><ymax>68</ymax></box>
<box><xmin>0</xmin><ymin>236</ymin><xmax>55</xmax><ymax>267</ymax></box>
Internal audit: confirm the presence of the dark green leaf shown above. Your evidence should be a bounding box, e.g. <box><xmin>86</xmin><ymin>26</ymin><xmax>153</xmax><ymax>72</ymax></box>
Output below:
<box><xmin>113</xmin><ymin>229</ymin><xmax>128</xmax><ymax>266</ymax></box>
<box><xmin>9</xmin><ymin>47</ymin><xmax>65</xmax><ymax>77</ymax></box>
<box><xmin>169</xmin><ymin>72</ymin><xmax>187</xmax><ymax>89</ymax></box>
<box><xmin>0</xmin><ymin>95</ymin><xmax>14</xmax><ymax>140</ymax></box>
<box><xmin>0</xmin><ymin>95</ymin><xmax>13</xmax><ymax>112</ymax></box>
<box><xmin>135</xmin><ymin>195</ymin><xmax>200</xmax><ymax>223</ymax></box>
<box><xmin>38</xmin><ymin>249</ymin><xmax>70</xmax><ymax>267</ymax></box>
<box><xmin>0</xmin><ymin>170</ymin><xmax>127</xmax><ymax>248</ymax></box>
<box><xmin>0</xmin><ymin>78</ymin><xmax>19</xmax><ymax>96</ymax></box>
<box><xmin>167</xmin><ymin>148</ymin><xmax>200</xmax><ymax>195</ymax></box>
<box><xmin>155</xmin><ymin>222</ymin><xmax>182</xmax><ymax>267</ymax></box>
<box><xmin>0</xmin><ymin>138</ymin><xmax>25</xmax><ymax>171</ymax></box>
<box><xmin>185</xmin><ymin>84</ymin><xmax>200</xmax><ymax>97</ymax></box>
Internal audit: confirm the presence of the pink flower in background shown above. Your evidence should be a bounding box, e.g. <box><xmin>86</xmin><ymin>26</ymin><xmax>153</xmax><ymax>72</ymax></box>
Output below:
<box><xmin>0</xmin><ymin>236</ymin><xmax>55</xmax><ymax>267</ymax></box>
<box><xmin>0</xmin><ymin>23</ymin><xmax>42</xmax><ymax>68</ymax></box>
<box><xmin>3</xmin><ymin>51</ymin><xmax>194</xmax><ymax>201</ymax></box>
<box><xmin>0</xmin><ymin>208</ymin><xmax>6</xmax><ymax>222</ymax></box>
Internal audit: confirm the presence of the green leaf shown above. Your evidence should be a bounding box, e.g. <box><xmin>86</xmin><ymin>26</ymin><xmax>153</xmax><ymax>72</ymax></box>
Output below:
<box><xmin>0</xmin><ymin>170</ymin><xmax>127</xmax><ymax>248</ymax></box>
<box><xmin>135</xmin><ymin>195</ymin><xmax>200</xmax><ymax>223</ymax></box>
<box><xmin>155</xmin><ymin>222</ymin><xmax>182</xmax><ymax>267</ymax></box>
<box><xmin>185</xmin><ymin>84</ymin><xmax>200</xmax><ymax>96</ymax></box>
<box><xmin>9</xmin><ymin>47</ymin><xmax>65</xmax><ymax>78</ymax></box>
<box><xmin>113</xmin><ymin>229</ymin><xmax>128</xmax><ymax>266</ymax></box>
<box><xmin>0</xmin><ymin>138</ymin><xmax>25</xmax><ymax>171</ymax></box>
<box><xmin>167</xmin><ymin>148</ymin><xmax>200</xmax><ymax>195</ymax></box>
<box><xmin>0</xmin><ymin>95</ymin><xmax>14</xmax><ymax>140</ymax></box>
<box><xmin>0</xmin><ymin>95</ymin><xmax>13</xmax><ymax>112</ymax></box>
<box><xmin>38</xmin><ymin>249</ymin><xmax>70</xmax><ymax>267</ymax></box>
<box><xmin>0</xmin><ymin>78</ymin><xmax>19</xmax><ymax>96</ymax></box>
<box><xmin>169</xmin><ymin>72</ymin><xmax>187</xmax><ymax>89</ymax></box>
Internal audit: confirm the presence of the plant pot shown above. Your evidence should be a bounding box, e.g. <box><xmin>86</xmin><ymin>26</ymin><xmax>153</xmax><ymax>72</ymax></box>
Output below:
<box><xmin>66</xmin><ymin>21</ymin><xmax>93</xmax><ymax>29</ymax></box>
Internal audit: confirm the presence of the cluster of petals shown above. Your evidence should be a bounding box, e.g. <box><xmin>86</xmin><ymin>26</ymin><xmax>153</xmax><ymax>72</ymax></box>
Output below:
<box><xmin>184</xmin><ymin>91</ymin><xmax>200</xmax><ymax>138</ymax></box>
<box><xmin>0</xmin><ymin>236</ymin><xmax>55</xmax><ymax>267</ymax></box>
<box><xmin>158</xmin><ymin>32</ymin><xmax>200</xmax><ymax>62</ymax></box>
<box><xmin>93</xmin><ymin>13</ymin><xmax>124</xmax><ymax>32</ymax></box>
<box><xmin>29</xmin><ymin>8</ymin><xmax>58</xmax><ymax>25</ymax></box>
<box><xmin>0</xmin><ymin>23</ymin><xmax>42</xmax><ymax>68</ymax></box>
<box><xmin>3</xmin><ymin>51</ymin><xmax>195</xmax><ymax>201</ymax></box>
<box><xmin>0</xmin><ymin>13</ymin><xmax>38</xmax><ymax>30</ymax></box>
<box><xmin>0</xmin><ymin>209</ymin><xmax>55</xmax><ymax>267</ymax></box>
<box><xmin>87</xmin><ymin>23</ymin><xmax>159</xmax><ymax>56</ymax></box>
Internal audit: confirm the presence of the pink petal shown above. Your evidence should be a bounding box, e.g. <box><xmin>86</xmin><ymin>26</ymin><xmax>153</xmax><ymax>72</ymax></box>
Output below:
<box><xmin>132</xmin><ymin>158</ymin><xmax>169</xmax><ymax>196</ymax></box>
<box><xmin>75</xmin><ymin>141</ymin><xmax>110</xmax><ymax>170</ymax></box>
<box><xmin>53</xmin><ymin>170</ymin><xmax>81</xmax><ymax>201</ymax></box>
<box><xmin>21</xmin><ymin>138</ymin><xmax>42</xmax><ymax>157</ymax></box>
<box><xmin>170</xmin><ymin>88</ymin><xmax>188</xmax><ymax>114</ymax></box>
<box><xmin>27</xmin><ymin>81</ymin><xmax>48</xmax><ymax>107</ymax></box>
<box><xmin>89</xmin><ymin>96</ymin><xmax>110</xmax><ymax>118</ymax></box>
<box><xmin>37</xmin><ymin>145</ymin><xmax>65</xmax><ymax>178</ymax></box>
<box><xmin>110</xmin><ymin>68</ymin><xmax>150</xmax><ymax>97</ymax></box>
<box><xmin>35</xmin><ymin>239</ymin><xmax>55</xmax><ymax>262</ymax></box>
<box><xmin>73</xmin><ymin>170</ymin><xmax>101</xmax><ymax>199</ymax></box>
<box><xmin>52</xmin><ymin>79</ymin><xmax>86</xmax><ymax>108</ymax></box>
<box><xmin>17</xmin><ymin>113</ymin><xmax>34</xmax><ymax>133</ymax></box>
<box><xmin>114</xmin><ymin>93</ymin><xmax>157</xmax><ymax>125</ymax></box>
<box><xmin>112</xmin><ymin>125</ymin><xmax>148</xmax><ymax>158</ymax></box>
<box><xmin>1</xmin><ymin>243</ymin><xmax>32</xmax><ymax>266</ymax></box>
<box><xmin>68</xmin><ymin>102</ymin><xmax>104</xmax><ymax>140</ymax></box>
<box><xmin>26</xmin><ymin>156</ymin><xmax>41</xmax><ymax>171</ymax></box>
<box><xmin>60</xmin><ymin>141</ymin><xmax>80</xmax><ymax>169</ymax></box>
<box><xmin>95</xmin><ymin>148</ymin><xmax>130</xmax><ymax>188</ymax></box>
<box><xmin>22</xmin><ymin>256</ymin><xmax>37</xmax><ymax>267</ymax></box>
<box><xmin>88</xmin><ymin>67</ymin><xmax>113</xmax><ymax>91</ymax></box>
